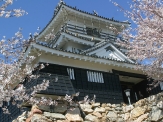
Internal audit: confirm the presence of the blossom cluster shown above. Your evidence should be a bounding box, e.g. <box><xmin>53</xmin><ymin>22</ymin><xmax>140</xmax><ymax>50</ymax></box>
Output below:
<box><xmin>0</xmin><ymin>0</ymin><xmax>54</xmax><ymax>112</ymax></box>
<box><xmin>0</xmin><ymin>28</ymin><xmax>52</xmax><ymax>114</ymax></box>
<box><xmin>0</xmin><ymin>0</ymin><xmax>97</xmax><ymax>114</ymax></box>
<box><xmin>111</xmin><ymin>0</ymin><xmax>163</xmax><ymax>86</ymax></box>
<box><xmin>0</xmin><ymin>0</ymin><xmax>27</xmax><ymax>17</ymax></box>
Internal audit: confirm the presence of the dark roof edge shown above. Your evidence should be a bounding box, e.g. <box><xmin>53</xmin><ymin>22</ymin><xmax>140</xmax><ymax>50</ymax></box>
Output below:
<box><xmin>35</xmin><ymin>42</ymin><xmax>135</xmax><ymax>64</ymax></box>
<box><xmin>112</xmin><ymin>69</ymin><xmax>146</xmax><ymax>79</ymax></box>
<box><xmin>46</xmin><ymin>31</ymin><xmax>94</xmax><ymax>47</ymax></box>
<box><xmin>38</xmin><ymin>1</ymin><xmax>130</xmax><ymax>39</ymax></box>
<box><xmin>64</xmin><ymin>4</ymin><xmax>130</xmax><ymax>24</ymax></box>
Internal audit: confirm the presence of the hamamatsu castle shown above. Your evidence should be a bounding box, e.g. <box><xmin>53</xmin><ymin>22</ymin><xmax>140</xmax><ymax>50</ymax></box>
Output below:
<box><xmin>0</xmin><ymin>1</ymin><xmax>161</xmax><ymax>121</ymax></box>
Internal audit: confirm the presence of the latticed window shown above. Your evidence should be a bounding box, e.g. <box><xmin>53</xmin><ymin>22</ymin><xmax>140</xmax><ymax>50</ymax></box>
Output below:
<box><xmin>160</xmin><ymin>82</ymin><xmax>163</xmax><ymax>90</ymax></box>
<box><xmin>87</xmin><ymin>71</ymin><xmax>104</xmax><ymax>83</ymax></box>
<box><xmin>67</xmin><ymin>68</ymin><xmax>75</xmax><ymax>80</ymax></box>
<box><xmin>86</xmin><ymin>27</ymin><xmax>101</xmax><ymax>37</ymax></box>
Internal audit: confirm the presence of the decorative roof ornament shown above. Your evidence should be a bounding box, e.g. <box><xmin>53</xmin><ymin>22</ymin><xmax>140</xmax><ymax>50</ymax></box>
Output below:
<box><xmin>57</xmin><ymin>0</ymin><xmax>65</xmax><ymax>8</ymax></box>
<box><xmin>123</xmin><ymin>20</ymin><xmax>130</xmax><ymax>24</ymax></box>
<box><xmin>93</xmin><ymin>10</ymin><xmax>98</xmax><ymax>16</ymax></box>
<box><xmin>54</xmin><ymin>6</ymin><xmax>59</xmax><ymax>15</ymax></box>
<box><xmin>54</xmin><ymin>0</ymin><xmax>65</xmax><ymax>15</ymax></box>
<box><xmin>60</xmin><ymin>0</ymin><xmax>65</xmax><ymax>4</ymax></box>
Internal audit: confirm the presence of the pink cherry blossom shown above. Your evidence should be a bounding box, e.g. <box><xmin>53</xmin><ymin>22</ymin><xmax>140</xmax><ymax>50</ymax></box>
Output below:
<box><xmin>111</xmin><ymin>0</ymin><xmax>163</xmax><ymax>88</ymax></box>
<box><xmin>0</xmin><ymin>0</ymin><xmax>26</xmax><ymax>18</ymax></box>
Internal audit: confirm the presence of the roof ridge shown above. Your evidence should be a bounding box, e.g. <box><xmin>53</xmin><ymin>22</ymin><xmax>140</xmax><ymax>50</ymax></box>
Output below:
<box><xmin>81</xmin><ymin>40</ymin><xmax>109</xmax><ymax>54</ymax></box>
<box><xmin>38</xmin><ymin>1</ymin><xmax>130</xmax><ymax>38</ymax></box>
<box><xmin>64</xmin><ymin>31</ymin><xmax>93</xmax><ymax>42</ymax></box>
<box><xmin>38</xmin><ymin>31</ymin><xmax>94</xmax><ymax>49</ymax></box>
<box><xmin>35</xmin><ymin>42</ymin><xmax>134</xmax><ymax>64</ymax></box>
<box><xmin>63</xmin><ymin>4</ymin><xmax>130</xmax><ymax>24</ymax></box>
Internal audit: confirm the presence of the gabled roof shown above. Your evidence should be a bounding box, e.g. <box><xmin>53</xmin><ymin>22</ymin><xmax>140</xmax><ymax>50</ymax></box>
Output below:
<box><xmin>37</xmin><ymin>1</ymin><xmax>130</xmax><ymax>41</ymax></box>
<box><xmin>81</xmin><ymin>40</ymin><xmax>134</xmax><ymax>63</ymax></box>
<box><xmin>63</xmin><ymin>3</ymin><xmax>130</xmax><ymax>24</ymax></box>
<box><xmin>81</xmin><ymin>40</ymin><xmax>110</xmax><ymax>54</ymax></box>
<box><xmin>34</xmin><ymin>42</ymin><xmax>135</xmax><ymax>65</ymax></box>
<box><xmin>47</xmin><ymin>31</ymin><xmax>95</xmax><ymax>48</ymax></box>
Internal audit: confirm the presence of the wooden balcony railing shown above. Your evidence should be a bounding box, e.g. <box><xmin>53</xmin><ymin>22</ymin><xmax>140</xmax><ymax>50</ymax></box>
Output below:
<box><xmin>63</xmin><ymin>24</ymin><xmax>124</xmax><ymax>41</ymax></box>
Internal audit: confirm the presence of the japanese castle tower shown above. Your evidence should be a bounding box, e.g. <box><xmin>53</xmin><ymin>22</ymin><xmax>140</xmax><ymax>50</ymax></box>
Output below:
<box><xmin>0</xmin><ymin>1</ymin><xmax>161</xmax><ymax>121</ymax></box>
<box><xmin>26</xmin><ymin>1</ymin><xmax>161</xmax><ymax>103</ymax></box>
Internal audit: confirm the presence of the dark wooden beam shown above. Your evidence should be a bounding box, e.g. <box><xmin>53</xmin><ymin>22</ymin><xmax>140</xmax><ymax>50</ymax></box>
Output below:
<box><xmin>120</xmin><ymin>81</ymin><xmax>135</xmax><ymax>86</ymax></box>
<box><xmin>112</xmin><ymin>69</ymin><xmax>147</xmax><ymax>79</ymax></box>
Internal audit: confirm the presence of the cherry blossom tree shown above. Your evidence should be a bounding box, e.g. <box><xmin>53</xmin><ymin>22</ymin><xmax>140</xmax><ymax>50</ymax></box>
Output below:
<box><xmin>111</xmin><ymin>0</ymin><xmax>163</xmax><ymax>88</ymax></box>
<box><xmin>0</xmin><ymin>1</ymin><xmax>80</xmax><ymax>114</ymax></box>
<box><xmin>0</xmin><ymin>0</ymin><xmax>53</xmax><ymax>114</ymax></box>
<box><xmin>0</xmin><ymin>29</ymin><xmax>51</xmax><ymax>114</ymax></box>
<box><xmin>0</xmin><ymin>0</ymin><xmax>27</xmax><ymax>17</ymax></box>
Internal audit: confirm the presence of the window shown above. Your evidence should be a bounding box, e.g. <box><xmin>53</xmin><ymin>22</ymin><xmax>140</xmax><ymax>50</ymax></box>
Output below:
<box><xmin>86</xmin><ymin>27</ymin><xmax>101</xmax><ymax>37</ymax></box>
<box><xmin>67</xmin><ymin>68</ymin><xmax>75</xmax><ymax>80</ymax></box>
<box><xmin>7</xmin><ymin>102</ymin><xmax>10</xmax><ymax>106</ymax></box>
<box><xmin>87</xmin><ymin>71</ymin><xmax>104</xmax><ymax>83</ymax></box>
<box><xmin>72</xmin><ymin>48</ymin><xmax>81</xmax><ymax>53</ymax></box>
<box><xmin>160</xmin><ymin>82</ymin><xmax>163</xmax><ymax>90</ymax></box>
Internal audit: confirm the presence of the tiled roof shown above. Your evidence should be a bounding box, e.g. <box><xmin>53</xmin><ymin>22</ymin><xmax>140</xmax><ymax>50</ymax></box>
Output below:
<box><xmin>81</xmin><ymin>41</ymin><xmax>109</xmax><ymax>54</ymax></box>
<box><xmin>39</xmin><ymin>1</ymin><xmax>130</xmax><ymax>37</ymax></box>
<box><xmin>46</xmin><ymin>30</ymin><xmax>123</xmax><ymax>51</ymax></box>
<box><xmin>47</xmin><ymin>32</ymin><xmax>61</xmax><ymax>47</ymax></box>
<box><xmin>65</xmin><ymin>31</ymin><xmax>93</xmax><ymax>42</ymax></box>
<box><xmin>47</xmin><ymin>31</ymin><xmax>95</xmax><ymax>48</ymax></box>
<box><xmin>35</xmin><ymin>42</ymin><xmax>134</xmax><ymax>64</ymax></box>
<box><xmin>64</xmin><ymin>4</ymin><xmax>130</xmax><ymax>24</ymax></box>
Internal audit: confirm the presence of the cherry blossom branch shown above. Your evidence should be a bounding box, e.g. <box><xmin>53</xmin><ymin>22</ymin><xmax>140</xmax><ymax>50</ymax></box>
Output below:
<box><xmin>0</xmin><ymin>0</ymin><xmax>27</xmax><ymax>17</ymax></box>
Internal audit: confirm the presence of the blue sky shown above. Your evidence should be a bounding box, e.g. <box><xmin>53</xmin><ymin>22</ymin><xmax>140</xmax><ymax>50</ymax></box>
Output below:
<box><xmin>0</xmin><ymin>0</ymin><xmax>133</xmax><ymax>39</ymax></box>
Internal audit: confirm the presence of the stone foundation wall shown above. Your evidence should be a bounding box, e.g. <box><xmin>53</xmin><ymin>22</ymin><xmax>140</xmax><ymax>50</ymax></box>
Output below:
<box><xmin>13</xmin><ymin>92</ymin><xmax>163</xmax><ymax>122</ymax></box>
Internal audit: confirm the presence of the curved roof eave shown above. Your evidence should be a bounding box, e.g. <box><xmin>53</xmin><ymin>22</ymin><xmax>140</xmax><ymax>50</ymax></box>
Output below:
<box><xmin>64</xmin><ymin>4</ymin><xmax>130</xmax><ymax>25</ymax></box>
<box><xmin>32</xmin><ymin>42</ymin><xmax>135</xmax><ymax>65</ymax></box>
<box><xmin>37</xmin><ymin>3</ymin><xmax>130</xmax><ymax>41</ymax></box>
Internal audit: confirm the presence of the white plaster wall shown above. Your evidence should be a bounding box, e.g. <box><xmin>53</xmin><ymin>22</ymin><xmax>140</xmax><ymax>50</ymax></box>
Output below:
<box><xmin>94</xmin><ymin>50</ymin><xmax>121</xmax><ymax>61</ymax></box>
<box><xmin>38</xmin><ymin>53</ymin><xmax>142</xmax><ymax>75</ymax></box>
<box><xmin>62</xmin><ymin>43</ymin><xmax>72</xmax><ymax>51</ymax></box>
<box><xmin>67</xmin><ymin>16</ymin><xmax>116</xmax><ymax>36</ymax></box>
<box><xmin>100</xmin><ymin>50</ymin><xmax>122</xmax><ymax>61</ymax></box>
<box><xmin>62</xmin><ymin>41</ymin><xmax>89</xmax><ymax>52</ymax></box>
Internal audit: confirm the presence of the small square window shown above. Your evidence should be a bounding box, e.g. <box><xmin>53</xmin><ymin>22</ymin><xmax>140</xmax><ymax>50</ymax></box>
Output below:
<box><xmin>87</xmin><ymin>71</ymin><xmax>104</xmax><ymax>83</ymax></box>
<box><xmin>67</xmin><ymin>68</ymin><xmax>75</xmax><ymax>80</ymax></box>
